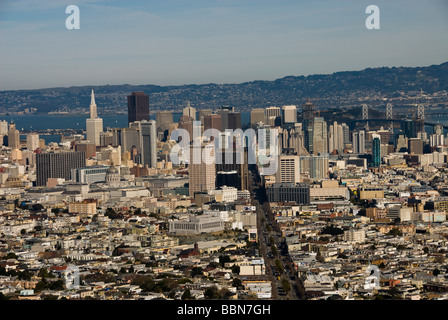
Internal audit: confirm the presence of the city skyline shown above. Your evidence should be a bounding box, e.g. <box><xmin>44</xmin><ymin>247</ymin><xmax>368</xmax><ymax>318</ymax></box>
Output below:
<box><xmin>1</xmin><ymin>0</ymin><xmax>448</xmax><ymax>91</ymax></box>
<box><xmin>2</xmin><ymin>0</ymin><xmax>448</xmax><ymax>307</ymax></box>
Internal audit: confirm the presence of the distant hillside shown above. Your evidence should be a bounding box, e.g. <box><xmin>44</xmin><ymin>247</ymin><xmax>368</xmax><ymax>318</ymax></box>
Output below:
<box><xmin>0</xmin><ymin>62</ymin><xmax>447</xmax><ymax>114</ymax></box>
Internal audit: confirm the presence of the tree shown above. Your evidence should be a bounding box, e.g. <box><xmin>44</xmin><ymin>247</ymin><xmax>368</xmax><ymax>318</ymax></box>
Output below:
<box><xmin>119</xmin><ymin>267</ymin><xmax>128</xmax><ymax>274</ymax></box>
<box><xmin>139</xmin><ymin>277</ymin><xmax>155</xmax><ymax>292</ymax></box>
<box><xmin>34</xmin><ymin>280</ymin><xmax>48</xmax><ymax>292</ymax></box>
<box><xmin>17</xmin><ymin>270</ymin><xmax>32</xmax><ymax>281</ymax></box>
<box><xmin>191</xmin><ymin>267</ymin><xmax>203</xmax><ymax>278</ymax></box>
<box><xmin>32</xmin><ymin>203</ymin><xmax>44</xmax><ymax>211</ymax></box>
<box><xmin>275</xmin><ymin>259</ymin><xmax>284</xmax><ymax>275</ymax></box>
<box><xmin>204</xmin><ymin>286</ymin><xmax>220</xmax><ymax>300</ymax></box>
<box><xmin>387</xmin><ymin>228</ymin><xmax>402</xmax><ymax>237</ymax></box>
<box><xmin>316</xmin><ymin>251</ymin><xmax>325</xmax><ymax>263</ymax></box>
<box><xmin>0</xmin><ymin>292</ymin><xmax>10</xmax><ymax>300</ymax></box>
<box><xmin>48</xmin><ymin>280</ymin><xmax>65</xmax><ymax>291</ymax></box>
<box><xmin>218</xmin><ymin>255</ymin><xmax>231</xmax><ymax>267</ymax></box>
<box><xmin>232</xmin><ymin>278</ymin><xmax>242</xmax><ymax>288</ymax></box>
<box><xmin>321</xmin><ymin>225</ymin><xmax>344</xmax><ymax>236</ymax></box>
<box><xmin>231</xmin><ymin>265</ymin><xmax>240</xmax><ymax>275</ymax></box>
<box><xmin>4</xmin><ymin>252</ymin><xmax>18</xmax><ymax>260</ymax></box>
<box><xmin>182</xmin><ymin>289</ymin><xmax>194</xmax><ymax>300</ymax></box>
<box><xmin>207</xmin><ymin>262</ymin><xmax>220</xmax><ymax>268</ymax></box>
<box><xmin>281</xmin><ymin>278</ymin><xmax>291</xmax><ymax>293</ymax></box>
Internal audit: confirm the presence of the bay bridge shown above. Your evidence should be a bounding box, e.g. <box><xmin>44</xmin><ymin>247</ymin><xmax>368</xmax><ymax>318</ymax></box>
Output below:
<box><xmin>348</xmin><ymin>118</ymin><xmax>448</xmax><ymax>131</ymax></box>
<box><xmin>347</xmin><ymin>103</ymin><xmax>448</xmax><ymax>132</ymax></box>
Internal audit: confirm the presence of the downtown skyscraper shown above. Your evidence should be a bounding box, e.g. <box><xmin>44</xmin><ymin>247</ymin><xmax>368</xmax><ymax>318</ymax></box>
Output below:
<box><xmin>127</xmin><ymin>91</ymin><xmax>149</xmax><ymax>124</ymax></box>
<box><xmin>86</xmin><ymin>90</ymin><xmax>103</xmax><ymax>146</ymax></box>
<box><xmin>140</xmin><ymin>120</ymin><xmax>157</xmax><ymax>168</ymax></box>
<box><xmin>312</xmin><ymin>117</ymin><xmax>328</xmax><ymax>155</ymax></box>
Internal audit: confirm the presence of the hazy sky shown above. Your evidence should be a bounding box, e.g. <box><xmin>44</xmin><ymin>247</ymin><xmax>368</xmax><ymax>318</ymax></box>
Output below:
<box><xmin>1</xmin><ymin>0</ymin><xmax>447</xmax><ymax>90</ymax></box>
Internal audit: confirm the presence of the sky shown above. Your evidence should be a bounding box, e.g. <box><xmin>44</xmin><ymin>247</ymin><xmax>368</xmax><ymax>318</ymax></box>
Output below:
<box><xmin>0</xmin><ymin>0</ymin><xmax>447</xmax><ymax>91</ymax></box>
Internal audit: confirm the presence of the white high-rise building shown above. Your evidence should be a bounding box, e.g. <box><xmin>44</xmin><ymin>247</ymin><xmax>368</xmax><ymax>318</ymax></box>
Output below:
<box><xmin>329</xmin><ymin>121</ymin><xmax>345</xmax><ymax>154</ymax></box>
<box><xmin>183</xmin><ymin>102</ymin><xmax>196</xmax><ymax>120</ymax></box>
<box><xmin>140</xmin><ymin>120</ymin><xmax>157</xmax><ymax>168</ymax></box>
<box><xmin>275</xmin><ymin>155</ymin><xmax>301</xmax><ymax>184</ymax></box>
<box><xmin>430</xmin><ymin>134</ymin><xmax>444</xmax><ymax>147</ymax></box>
<box><xmin>0</xmin><ymin>120</ymin><xmax>8</xmax><ymax>136</ymax></box>
<box><xmin>27</xmin><ymin>133</ymin><xmax>40</xmax><ymax>151</ymax></box>
<box><xmin>189</xmin><ymin>143</ymin><xmax>216</xmax><ymax>197</ymax></box>
<box><xmin>282</xmin><ymin>105</ymin><xmax>297</xmax><ymax>123</ymax></box>
<box><xmin>265</xmin><ymin>106</ymin><xmax>281</xmax><ymax>126</ymax></box>
<box><xmin>86</xmin><ymin>90</ymin><xmax>103</xmax><ymax>146</ymax></box>
<box><xmin>312</xmin><ymin>117</ymin><xmax>327</xmax><ymax>155</ymax></box>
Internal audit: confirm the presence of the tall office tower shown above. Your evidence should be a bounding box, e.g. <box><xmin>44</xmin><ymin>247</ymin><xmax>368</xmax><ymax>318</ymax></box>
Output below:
<box><xmin>402</xmin><ymin>119</ymin><xmax>416</xmax><ymax>139</ymax></box>
<box><xmin>0</xmin><ymin>120</ymin><xmax>8</xmax><ymax>136</ymax></box>
<box><xmin>7</xmin><ymin>122</ymin><xmax>20</xmax><ymax>149</ymax></box>
<box><xmin>430</xmin><ymin>125</ymin><xmax>444</xmax><ymax>148</ymax></box>
<box><xmin>121</xmin><ymin>124</ymin><xmax>142</xmax><ymax>158</ymax></box>
<box><xmin>265</xmin><ymin>106</ymin><xmax>281</xmax><ymax>126</ymax></box>
<box><xmin>215</xmin><ymin>146</ymin><xmax>248</xmax><ymax>191</ymax></box>
<box><xmin>275</xmin><ymin>155</ymin><xmax>301</xmax><ymax>184</ymax></box>
<box><xmin>198</xmin><ymin>109</ymin><xmax>212</xmax><ymax>124</ymax></box>
<box><xmin>227</xmin><ymin>112</ymin><xmax>242</xmax><ymax>130</ymax></box>
<box><xmin>217</xmin><ymin>108</ymin><xmax>230</xmax><ymax>130</ymax></box>
<box><xmin>328</xmin><ymin>121</ymin><xmax>344</xmax><ymax>154</ymax></box>
<box><xmin>408</xmin><ymin>138</ymin><xmax>423</xmax><ymax>155</ymax></box>
<box><xmin>183</xmin><ymin>102</ymin><xmax>196</xmax><ymax>121</ymax></box>
<box><xmin>302</xmin><ymin>100</ymin><xmax>315</xmax><ymax>124</ymax></box>
<box><xmin>250</xmin><ymin>108</ymin><xmax>265</xmax><ymax>128</ymax></box>
<box><xmin>140</xmin><ymin>120</ymin><xmax>157</xmax><ymax>168</ymax></box>
<box><xmin>266</xmin><ymin>106</ymin><xmax>281</xmax><ymax>119</ymax></box>
<box><xmin>86</xmin><ymin>90</ymin><xmax>103</xmax><ymax>146</ymax></box>
<box><xmin>75</xmin><ymin>141</ymin><xmax>96</xmax><ymax>159</ymax></box>
<box><xmin>395</xmin><ymin>133</ymin><xmax>408</xmax><ymax>152</ymax></box>
<box><xmin>127</xmin><ymin>91</ymin><xmax>149</xmax><ymax>124</ymax></box>
<box><xmin>280</xmin><ymin>124</ymin><xmax>305</xmax><ymax>155</ymax></box>
<box><xmin>302</xmin><ymin>100</ymin><xmax>316</xmax><ymax>152</ymax></box>
<box><xmin>300</xmin><ymin>155</ymin><xmax>329</xmax><ymax>179</ymax></box>
<box><xmin>306</xmin><ymin>126</ymin><xmax>314</xmax><ymax>154</ymax></box>
<box><xmin>282</xmin><ymin>105</ymin><xmax>297</xmax><ymax>124</ymax></box>
<box><xmin>99</xmin><ymin>131</ymin><xmax>114</xmax><ymax>147</ymax></box>
<box><xmin>376</xmin><ymin>126</ymin><xmax>392</xmax><ymax>145</ymax></box>
<box><xmin>189</xmin><ymin>143</ymin><xmax>216</xmax><ymax>197</ymax></box>
<box><xmin>342</xmin><ymin>123</ymin><xmax>350</xmax><ymax>147</ymax></box>
<box><xmin>352</xmin><ymin>130</ymin><xmax>366</xmax><ymax>154</ymax></box>
<box><xmin>203</xmin><ymin>114</ymin><xmax>222</xmax><ymax>132</ymax></box>
<box><xmin>26</xmin><ymin>134</ymin><xmax>40</xmax><ymax>152</ymax></box>
<box><xmin>218</xmin><ymin>132</ymin><xmax>231</xmax><ymax>149</ymax></box>
<box><xmin>36</xmin><ymin>151</ymin><xmax>86</xmax><ymax>186</ymax></box>
<box><xmin>372</xmin><ymin>134</ymin><xmax>381</xmax><ymax>167</ymax></box>
<box><xmin>178</xmin><ymin>115</ymin><xmax>194</xmax><ymax>143</ymax></box>
<box><xmin>312</xmin><ymin>117</ymin><xmax>327</xmax><ymax>155</ymax></box>
<box><xmin>256</xmin><ymin>122</ymin><xmax>272</xmax><ymax>152</ymax></box>
<box><xmin>156</xmin><ymin>110</ymin><xmax>173</xmax><ymax>134</ymax></box>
